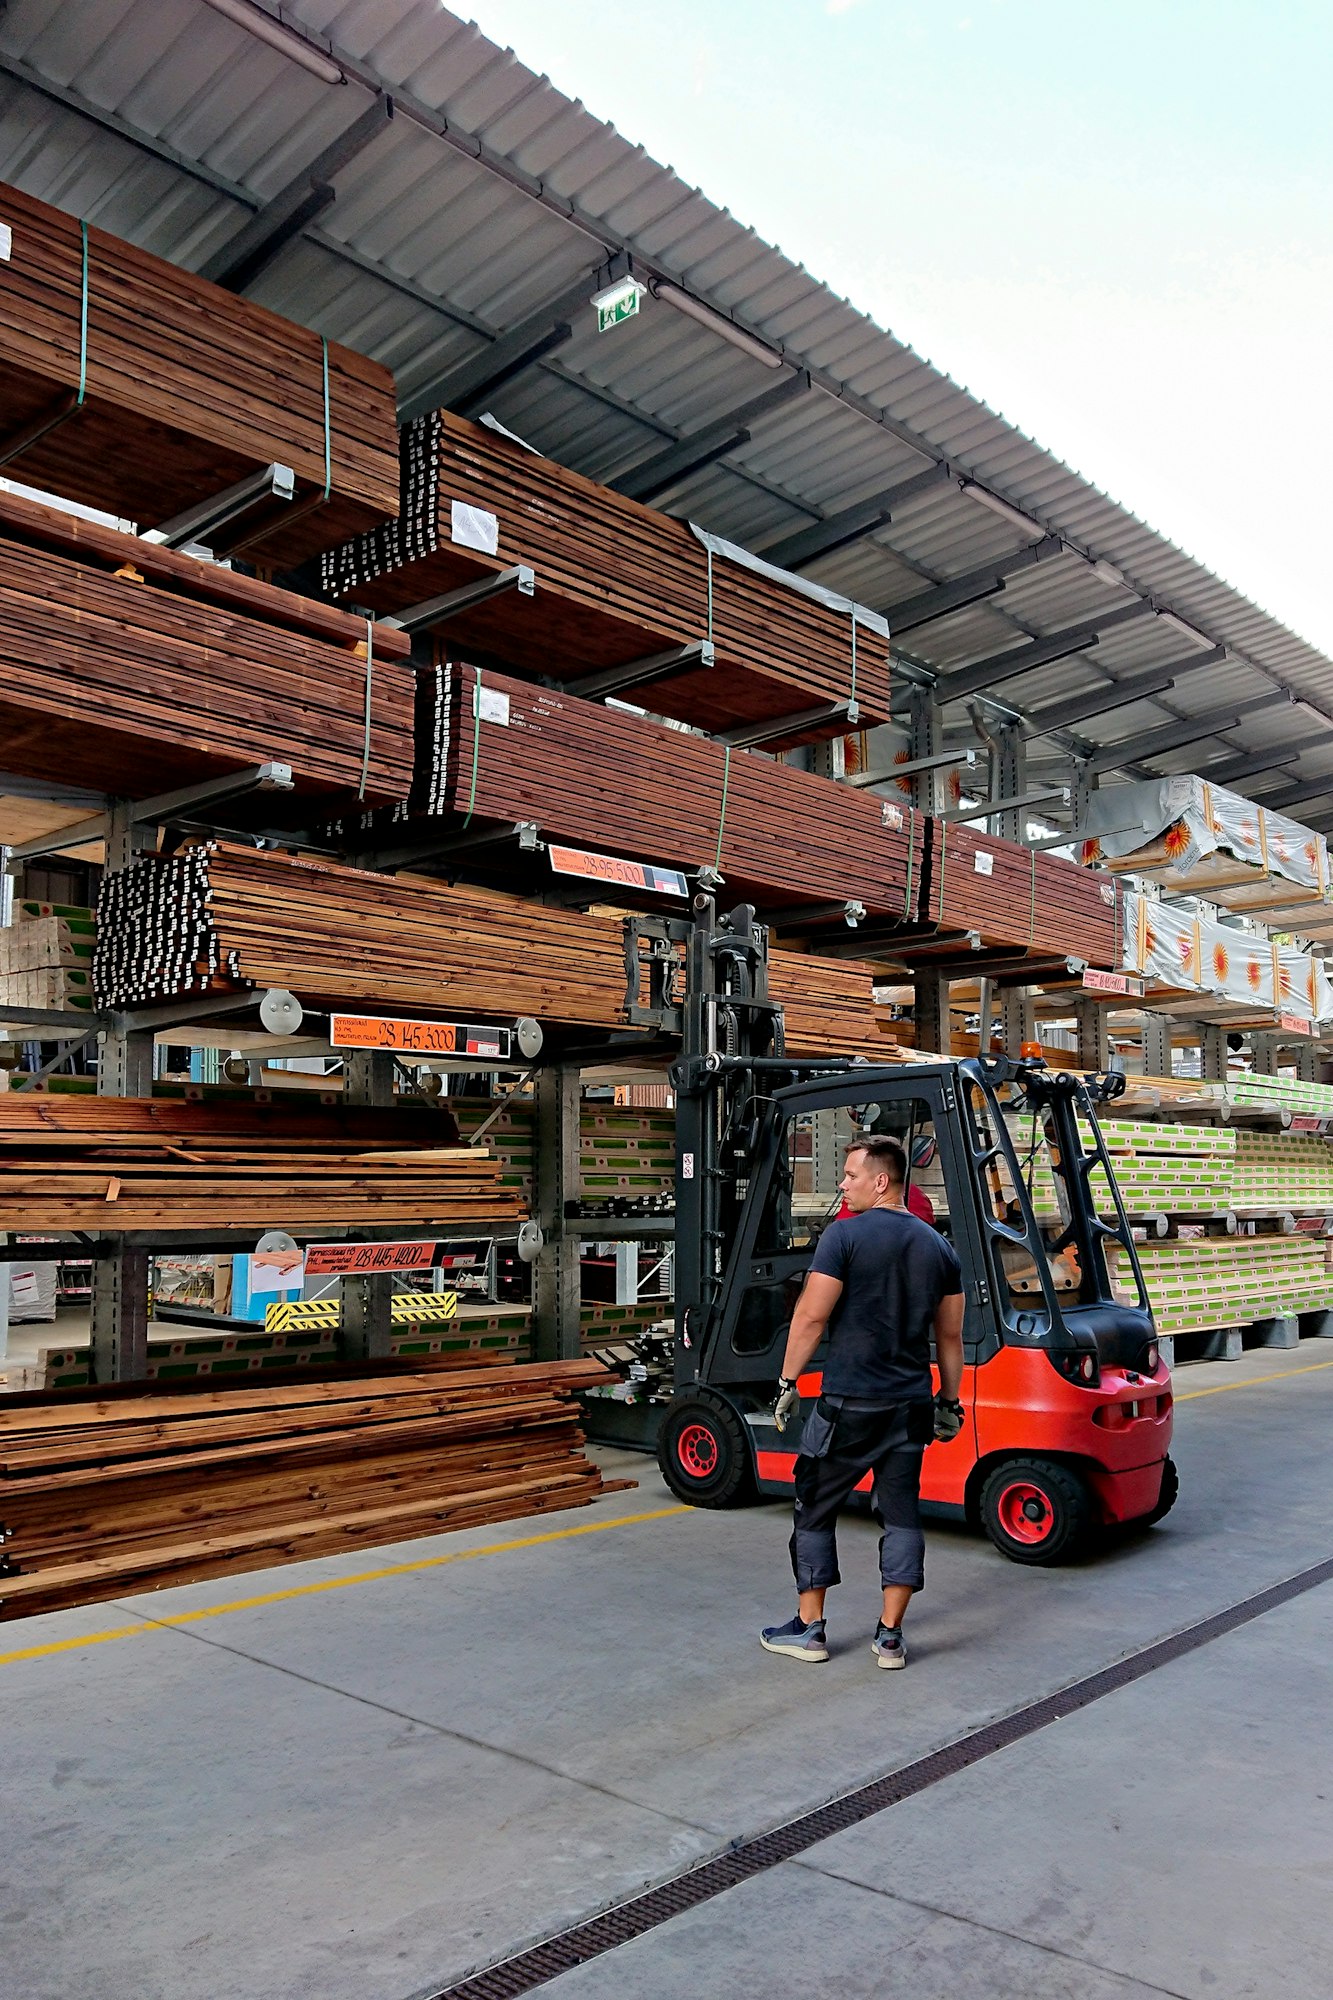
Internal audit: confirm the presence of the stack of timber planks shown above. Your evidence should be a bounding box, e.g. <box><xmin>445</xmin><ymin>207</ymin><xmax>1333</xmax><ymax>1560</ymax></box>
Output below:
<box><xmin>0</xmin><ymin>180</ymin><xmax>399</xmax><ymax>566</ymax></box>
<box><xmin>0</xmin><ymin>1360</ymin><xmax>611</xmax><ymax>1619</ymax></box>
<box><xmin>0</xmin><ymin>1097</ymin><xmax>523</xmax><ymax>1234</ymax></box>
<box><xmin>322</xmin><ymin>409</ymin><xmax>889</xmax><ymax>745</ymax></box>
<box><xmin>408</xmin><ymin>663</ymin><xmax>922</xmax><ymax>917</ymax></box>
<box><xmin>921</xmin><ymin>820</ymin><xmax>1121</xmax><ymax>967</ymax></box>
<box><xmin>93</xmin><ymin>841</ymin><xmax>902</xmax><ymax>1056</ymax></box>
<box><xmin>0</xmin><ymin>485</ymin><xmax>414</xmax><ymax>803</ymax></box>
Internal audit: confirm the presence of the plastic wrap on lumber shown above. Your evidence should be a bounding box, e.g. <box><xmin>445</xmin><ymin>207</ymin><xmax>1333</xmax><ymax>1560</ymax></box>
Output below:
<box><xmin>924</xmin><ymin>819</ymin><xmax>1121</xmax><ymax>965</ymax></box>
<box><xmin>0</xmin><ymin>1094</ymin><xmax>523</xmax><ymax>1233</ymax></box>
<box><xmin>0</xmin><ymin>1361</ymin><xmax>612</xmax><ymax>1619</ymax></box>
<box><xmin>401</xmin><ymin>662</ymin><xmax>921</xmax><ymax>918</ymax></box>
<box><xmin>0</xmin><ymin>180</ymin><xmax>398</xmax><ymax>566</ymax></box>
<box><xmin>0</xmin><ymin>485</ymin><xmax>413</xmax><ymax>803</ymax></box>
<box><xmin>321</xmin><ymin>409</ymin><xmax>890</xmax><ymax>745</ymax></box>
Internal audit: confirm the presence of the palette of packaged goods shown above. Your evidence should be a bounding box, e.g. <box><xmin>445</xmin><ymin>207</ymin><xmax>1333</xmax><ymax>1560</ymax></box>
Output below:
<box><xmin>1085</xmin><ymin>775</ymin><xmax>1329</xmax><ymax>918</ymax></box>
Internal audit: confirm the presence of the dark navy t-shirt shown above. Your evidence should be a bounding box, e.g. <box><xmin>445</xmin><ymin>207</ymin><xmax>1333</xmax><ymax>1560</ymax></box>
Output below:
<box><xmin>807</xmin><ymin>1206</ymin><xmax>964</xmax><ymax>1403</ymax></box>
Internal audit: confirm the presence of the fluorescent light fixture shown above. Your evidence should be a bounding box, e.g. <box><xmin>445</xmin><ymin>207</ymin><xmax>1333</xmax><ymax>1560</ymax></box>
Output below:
<box><xmin>649</xmin><ymin>280</ymin><xmax>784</xmax><ymax>369</ymax></box>
<box><xmin>1155</xmin><ymin>608</ymin><xmax>1213</xmax><ymax>649</ymax></box>
<box><xmin>1091</xmin><ymin>558</ymin><xmax>1125</xmax><ymax>588</ymax></box>
<box><xmin>201</xmin><ymin>0</ymin><xmax>346</xmax><ymax>84</ymax></box>
<box><xmin>958</xmin><ymin>482</ymin><xmax>1046</xmax><ymax>540</ymax></box>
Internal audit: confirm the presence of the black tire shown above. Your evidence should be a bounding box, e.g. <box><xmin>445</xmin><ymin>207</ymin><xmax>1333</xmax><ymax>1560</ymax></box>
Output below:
<box><xmin>1145</xmin><ymin>1454</ymin><xmax>1179</xmax><ymax>1526</ymax></box>
<box><xmin>980</xmin><ymin>1457</ymin><xmax>1091</xmax><ymax>1566</ymax></box>
<box><xmin>657</xmin><ymin>1393</ymin><xmax>755</xmax><ymax>1508</ymax></box>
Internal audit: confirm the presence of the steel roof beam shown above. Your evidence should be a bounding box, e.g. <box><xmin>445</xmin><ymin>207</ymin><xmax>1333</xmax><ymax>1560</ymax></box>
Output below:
<box><xmin>1200</xmin><ymin>747</ymin><xmax>1301</xmax><ymax>788</ymax></box>
<box><xmin>613</xmin><ymin>372</ymin><xmax>811</xmax><ymax>504</ymax></box>
<box><xmin>1023</xmin><ymin>645</ymin><xmax>1228</xmax><ymax>734</ymax></box>
<box><xmin>1251</xmin><ymin>772</ymin><xmax>1333</xmax><ymax>814</ymax></box>
<box><xmin>885</xmin><ymin>537</ymin><xmax>1066</xmax><ymax>634</ymax></box>
<box><xmin>758</xmin><ymin>462</ymin><xmax>954</xmax><ymax>570</ymax></box>
<box><xmin>397</xmin><ymin>253</ymin><xmax>630</xmax><ymax>424</ymax></box>
<box><xmin>201</xmin><ymin>95</ymin><xmax>395</xmax><ymax>293</ymax></box>
<box><xmin>1083</xmin><ymin>691</ymin><xmax>1287</xmax><ymax>776</ymax></box>
<box><xmin>934</xmin><ymin>601</ymin><xmax>1155</xmax><ymax>704</ymax></box>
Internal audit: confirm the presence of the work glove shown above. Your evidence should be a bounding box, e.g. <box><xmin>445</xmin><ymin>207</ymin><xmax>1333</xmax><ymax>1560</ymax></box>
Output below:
<box><xmin>772</xmin><ymin>1377</ymin><xmax>800</xmax><ymax>1433</ymax></box>
<box><xmin>933</xmin><ymin>1393</ymin><xmax>964</xmax><ymax>1442</ymax></box>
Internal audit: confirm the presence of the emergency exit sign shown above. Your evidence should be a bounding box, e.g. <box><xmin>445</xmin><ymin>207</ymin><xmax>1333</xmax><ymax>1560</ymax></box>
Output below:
<box><xmin>593</xmin><ymin>277</ymin><xmax>643</xmax><ymax>333</ymax></box>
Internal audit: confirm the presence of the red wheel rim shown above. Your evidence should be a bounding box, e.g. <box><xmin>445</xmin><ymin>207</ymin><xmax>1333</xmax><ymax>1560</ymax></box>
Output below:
<box><xmin>676</xmin><ymin>1422</ymin><xmax>718</xmax><ymax>1479</ymax></box>
<box><xmin>996</xmin><ymin>1479</ymin><xmax>1055</xmax><ymax>1545</ymax></box>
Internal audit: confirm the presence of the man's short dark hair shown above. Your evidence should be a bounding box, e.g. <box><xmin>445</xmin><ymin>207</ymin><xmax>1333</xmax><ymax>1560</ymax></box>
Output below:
<box><xmin>846</xmin><ymin>1134</ymin><xmax>907</xmax><ymax>1183</ymax></box>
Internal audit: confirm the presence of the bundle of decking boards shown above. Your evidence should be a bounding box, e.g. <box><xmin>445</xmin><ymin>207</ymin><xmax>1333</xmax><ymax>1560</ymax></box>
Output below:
<box><xmin>92</xmin><ymin>841</ymin><xmax>904</xmax><ymax>1058</ymax></box>
<box><xmin>0</xmin><ymin>1359</ymin><xmax>612</xmax><ymax>1620</ymax></box>
<box><xmin>0</xmin><ymin>179</ymin><xmax>398</xmax><ymax>564</ymax></box>
<box><xmin>0</xmin><ymin>484</ymin><xmax>415</xmax><ymax>802</ymax></box>
<box><xmin>0</xmin><ymin>1096</ymin><xmax>522</xmax><ymax>1234</ymax></box>
<box><xmin>321</xmin><ymin>407</ymin><xmax>889</xmax><ymax>746</ymax></box>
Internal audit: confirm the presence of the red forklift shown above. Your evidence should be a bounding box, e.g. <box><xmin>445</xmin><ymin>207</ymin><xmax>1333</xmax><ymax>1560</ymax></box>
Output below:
<box><xmin>586</xmin><ymin>898</ymin><xmax>1175</xmax><ymax>1564</ymax></box>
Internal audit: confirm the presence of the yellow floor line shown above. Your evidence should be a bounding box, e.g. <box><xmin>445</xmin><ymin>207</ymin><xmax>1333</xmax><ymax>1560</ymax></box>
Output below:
<box><xmin>1176</xmin><ymin>1357</ymin><xmax>1333</xmax><ymax>1400</ymax></box>
<box><xmin>0</xmin><ymin>1504</ymin><xmax>688</xmax><ymax>1670</ymax></box>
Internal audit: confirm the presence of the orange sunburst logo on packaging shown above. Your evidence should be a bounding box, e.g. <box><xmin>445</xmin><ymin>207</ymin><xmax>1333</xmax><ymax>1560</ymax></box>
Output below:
<box><xmin>1144</xmin><ymin>923</ymin><xmax>1158</xmax><ymax>957</ymax></box>
<box><xmin>1213</xmin><ymin>943</ymin><xmax>1230</xmax><ymax>982</ymax></box>
<box><xmin>1082</xmin><ymin>837</ymin><xmax>1102</xmax><ymax>866</ymax></box>
<box><xmin>947</xmin><ymin>768</ymin><xmax>963</xmax><ymax>806</ymax></box>
<box><xmin>1246</xmin><ymin>959</ymin><xmax>1262</xmax><ymax>991</ymax></box>
<box><xmin>1177</xmin><ymin>934</ymin><xmax>1194</xmax><ymax>969</ymax></box>
<box><xmin>1278</xmin><ymin>964</ymin><xmax>1294</xmax><ymax>1000</ymax></box>
<box><xmin>893</xmin><ymin>749</ymin><xmax>914</xmax><ymax>796</ymax></box>
<box><xmin>1163</xmin><ymin>822</ymin><xmax>1191</xmax><ymax>860</ymax></box>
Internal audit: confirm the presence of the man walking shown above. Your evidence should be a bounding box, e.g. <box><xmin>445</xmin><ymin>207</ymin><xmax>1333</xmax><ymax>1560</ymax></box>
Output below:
<box><xmin>760</xmin><ymin>1134</ymin><xmax>965</xmax><ymax>1669</ymax></box>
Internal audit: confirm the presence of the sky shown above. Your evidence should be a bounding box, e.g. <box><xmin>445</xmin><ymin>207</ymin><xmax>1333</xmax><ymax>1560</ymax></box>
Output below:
<box><xmin>464</xmin><ymin>0</ymin><xmax>1333</xmax><ymax>658</ymax></box>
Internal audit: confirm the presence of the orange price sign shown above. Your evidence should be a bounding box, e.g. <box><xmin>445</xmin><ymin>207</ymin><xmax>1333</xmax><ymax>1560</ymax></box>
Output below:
<box><xmin>303</xmin><ymin>1240</ymin><xmax>442</xmax><ymax>1276</ymax></box>
<box><xmin>330</xmin><ymin>1015</ymin><xmax>509</xmax><ymax>1058</ymax></box>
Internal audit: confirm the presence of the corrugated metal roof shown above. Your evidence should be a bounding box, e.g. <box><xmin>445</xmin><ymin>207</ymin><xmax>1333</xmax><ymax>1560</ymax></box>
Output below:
<box><xmin>1</xmin><ymin>0</ymin><xmax>1330</xmax><ymax>819</ymax></box>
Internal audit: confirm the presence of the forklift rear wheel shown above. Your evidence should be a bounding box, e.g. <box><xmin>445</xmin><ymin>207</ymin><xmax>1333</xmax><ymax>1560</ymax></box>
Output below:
<box><xmin>980</xmin><ymin>1457</ymin><xmax>1090</xmax><ymax>1565</ymax></box>
<box><xmin>658</xmin><ymin>1394</ymin><xmax>755</xmax><ymax>1508</ymax></box>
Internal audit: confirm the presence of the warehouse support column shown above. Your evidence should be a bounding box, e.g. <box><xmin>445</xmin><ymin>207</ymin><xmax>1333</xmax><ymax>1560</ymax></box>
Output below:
<box><xmin>1076</xmin><ymin>998</ymin><xmax>1109</xmax><ymax>1071</ymax></box>
<box><xmin>1141</xmin><ymin>1013</ymin><xmax>1172</xmax><ymax>1079</ymax></box>
<box><xmin>994</xmin><ymin>721</ymin><xmax>1025</xmax><ymax>844</ymax></box>
<box><xmin>913</xmin><ymin>969</ymin><xmax>950</xmax><ymax>1058</ymax></box>
<box><xmin>907</xmin><ymin>684</ymin><xmax>941</xmax><ymax>814</ymax></box>
<box><xmin>92</xmin><ymin>801</ymin><xmax>152</xmax><ymax>1383</ymax></box>
<box><xmin>342</xmin><ymin>1049</ymin><xmax>395</xmax><ymax>1359</ymax></box>
<box><xmin>1251</xmin><ymin>1033</ymin><xmax>1279</xmax><ymax>1078</ymax></box>
<box><xmin>1200</xmin><ymin>1024</ymin><xmax>1228</xmax><ymax>1084</ymax></box>
<box><xmin>999</xmin><ymin>988</ymin><xmax>1036</xmax><ymax>1054</ymax></box>
<box><xmin>1297</xmin><ymin>1042</ymin><xmax>1319</xmax><ymax>1084</ymax></box>
<box><xmin>533</xmin><ymin>1063</ymin><xmax>581</xmax><ymax>1361</ymax></box>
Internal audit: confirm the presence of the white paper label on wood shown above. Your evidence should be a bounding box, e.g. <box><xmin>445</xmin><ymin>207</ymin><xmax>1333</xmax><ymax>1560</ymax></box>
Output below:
<box><xmin>682</xmin><ymin>1152</ymin><xmax>696</xmax><ymax>1180</ymax></box>
<box><xmin>974</xmin><ymin>851</ymin><xmax>994</xmax><ymax>876</ymax></box>
<box><xmin>0</xmin><ymin>224</ymin><xmax>12</xmax><ymax>262</ymax></box>
<box><xmin>451</xmin><ymin>500</ymin><xmax>499</xmax><ymax>554</ymax></box>
<box><xmin>476</xmin><ymin>686</ymin><xmax>511</xmax><ymax>727</ymax></box>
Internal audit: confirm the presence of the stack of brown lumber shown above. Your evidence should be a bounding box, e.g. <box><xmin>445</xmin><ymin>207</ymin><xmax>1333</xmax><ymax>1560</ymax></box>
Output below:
<box><xmin>770</xmin><ymin>954</ymin><xmax>905</xmax><ymax>1060</ymax></box>
<box><xmin>93</xmin><ymin>841</ymin><xmax>900</xmax><ymax>1057</ymax></box>
<box><xmin>921</xmin><ymin>820</ymin><xmax>1121</xmax><ymax>966</ymax></box>
<box><xmin>0</xmin><ymin>1360</ymin><xmax>612</xmax><ymax>1620</ymax></box>
<box><xmin>410</xmin><ymin>663</ymin><xmax>922</xmax><ymax>917</ymax></box>
<box><xmin>0</xmin><ymin>485</ymin><xmax>414</xmax><ymax>803</ymax></box>
<box><xmin>94</xmin><ymin>843</ymin><xmax>641</xmax><ymax>1027</ymax></box>
<box><xmin>0</xmin><ymin>1097</ymin><xmax>523</xmax><ymax>1234</ymax></box>
<box><xmin>0</xmin><ymin>180</ymin><xmax>398</xmax><ymax>566</ymax></box>
<box><xmin>321</xmin><ymin>409</ymin><xmax>890</xmax><ymax>745</ymax></box>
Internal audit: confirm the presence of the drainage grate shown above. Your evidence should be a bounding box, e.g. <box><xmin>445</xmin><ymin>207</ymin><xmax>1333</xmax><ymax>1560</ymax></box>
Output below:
<box><xmin>424</xmin><ymin>1552</ymin><xmax>1333</xmax><ymax>1999</ymax></box>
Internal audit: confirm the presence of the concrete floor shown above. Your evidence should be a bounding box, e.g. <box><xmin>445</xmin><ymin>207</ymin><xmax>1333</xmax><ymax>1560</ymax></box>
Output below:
<box><xmin>3</xmin><ymin>1345</ymin><xmax>1333</xmax><ymax>2000</ymax></box>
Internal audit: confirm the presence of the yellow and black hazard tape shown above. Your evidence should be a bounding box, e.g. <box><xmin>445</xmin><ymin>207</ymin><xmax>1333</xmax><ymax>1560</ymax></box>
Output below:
<box><xmin>265</xmin><ymin>1292</ymin><xmax>460</xmax><ymax>1333</ymax></box>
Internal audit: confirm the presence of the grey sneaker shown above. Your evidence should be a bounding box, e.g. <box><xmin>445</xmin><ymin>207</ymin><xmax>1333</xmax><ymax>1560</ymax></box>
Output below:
<box><xmin>760</xmin><ymin>1614</ymin><xmax>829</xmax><ymax>1662</ymax></box>
<box><xmin>871</xmin><ymin>1621</ymin><xmax>907</xmax><ymax>1670</ymax></box>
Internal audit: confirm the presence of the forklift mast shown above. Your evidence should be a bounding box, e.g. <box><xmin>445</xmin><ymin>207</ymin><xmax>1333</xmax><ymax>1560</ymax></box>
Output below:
<box><xmin>667</xmin><ymin>896</ymin><xmax>1154</xmax><ymax>1397</ymax></box>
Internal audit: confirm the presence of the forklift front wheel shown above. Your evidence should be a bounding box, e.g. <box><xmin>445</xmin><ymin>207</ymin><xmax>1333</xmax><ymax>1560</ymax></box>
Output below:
<box><xmin>980</xmin><ymin>1457</ymin><xmax>1090</xmax><ymax>1566</ymax></box>
<box><xmin>658</xmin><ymin>1394</ymin><xmax>755</xmax><ymax>1509</ymax></box>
